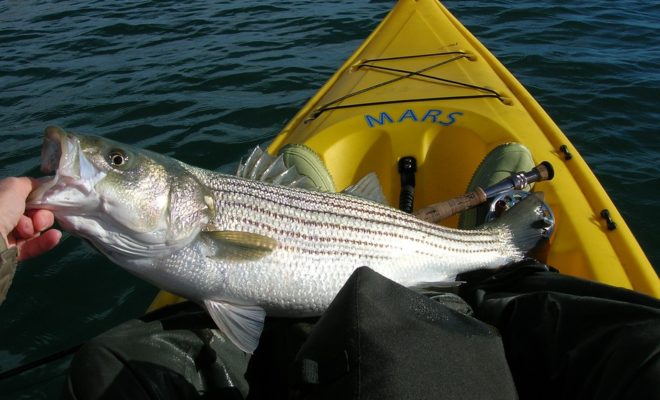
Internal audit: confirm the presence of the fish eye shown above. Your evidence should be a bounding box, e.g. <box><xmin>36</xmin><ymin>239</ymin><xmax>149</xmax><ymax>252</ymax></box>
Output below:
<box><xmin>108</xmin><ymin>149</ymin><xmax>128</xmax><ymax>167</ymax></box>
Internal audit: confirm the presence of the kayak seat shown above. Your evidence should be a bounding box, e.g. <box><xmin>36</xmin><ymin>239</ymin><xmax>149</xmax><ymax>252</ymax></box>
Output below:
<box><xmin>459</xmin><ymin>143</ymin><xmax>535</xmax><ymax>229</ymax></box>
<box><xmin>278</xmin><ymin>144</ymin><xmax>336</xmax><ymax>192</ymax></box>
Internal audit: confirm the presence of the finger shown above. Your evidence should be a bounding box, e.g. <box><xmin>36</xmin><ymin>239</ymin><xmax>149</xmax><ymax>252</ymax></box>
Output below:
<box><xmin>26</xmin><ymin>209</ymin><xmax>56</xmax><ymax>233</ymax></box>
<box><xmin>14</xmin><ymin>214</ymin><xmax>35</xmax><ymax>239</ymax></box>
<box><xmin>17</xmin><ymin>229</ymin><xmax>62</xmax><ymax>261</ymax></box>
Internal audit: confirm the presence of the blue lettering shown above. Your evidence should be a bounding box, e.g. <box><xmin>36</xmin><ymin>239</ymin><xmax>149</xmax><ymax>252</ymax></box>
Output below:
<box><xmin>438</xmin><ymin>111</ymin><xmax>463</xmax><ymax>126</ymax></box>
<box><xmin>365</xmin><ymin>109</ymin><xmax>463</xmax><ymax>128</ymax></box>
<box><xmin>398</xmin><ymin>109</ymin><xmax>418</xmax><ymax>122</ymax></box>
<box><xmin>365</xmin><ymin>112</ymin><xmax>394</xmax><ymax>128</ymax></box>
<box><xmin>421</xmin><ymin>109</ymin><xmax>442</xmax><ymax>123</ymax></box>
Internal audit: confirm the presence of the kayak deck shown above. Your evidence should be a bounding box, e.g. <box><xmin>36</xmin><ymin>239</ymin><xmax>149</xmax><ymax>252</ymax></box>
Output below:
<box><xmin>268</xmin><ymin>0</ymin><xmax>658</xmax><ymax>296</ymax></box>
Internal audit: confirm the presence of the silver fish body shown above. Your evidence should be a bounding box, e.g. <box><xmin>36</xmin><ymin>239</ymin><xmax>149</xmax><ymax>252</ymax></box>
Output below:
<box><xmin>28</xmin><ymin>126</ymin><xmax>548</xmax><ymax>352</ymax></box>
<box><xmin>176</xmin><ymin>173</ymin><xmax>519</xmax><ymax>311</ymax></box>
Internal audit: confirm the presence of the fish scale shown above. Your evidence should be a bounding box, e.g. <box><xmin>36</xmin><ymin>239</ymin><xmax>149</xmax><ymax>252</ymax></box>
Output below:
<box><xmin>194</xmin><ymin>174</ymin><xmax>520</xmax><ymax>307</ymax></box>
<box><xmin>210</xmin><ymin>176</ymin><xmax>508</xmax><ymax>253</ymax></box>
<box><xmin>28</xmin><ymin>127</ymin><xmax>549</xmax><ymax>353</ymax></box>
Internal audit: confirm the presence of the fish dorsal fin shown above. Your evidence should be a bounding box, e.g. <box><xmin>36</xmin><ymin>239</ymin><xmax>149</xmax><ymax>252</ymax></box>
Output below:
<box><xmin>204</xmin><ymin>299</ymin><xmax>266</xmax><ymax>354</ymax></box>
<box><xmin>342</xmin><ymin>172</ymin><xmax>388</xmax><ymax>205</ymax></box>
<box><xmin>204</xmin><ymin>231</ymin><xmax>278</xmax><ymax>260</ymax></box>
<box><xmin>236</xmin><ymin>146</ymin><xmax>316</xmax><ymax>190</ymax></box>
<box><xmin>236</xmin><ymin>146</ymin><xmax>260</xmax><ymax>178</ymax></box>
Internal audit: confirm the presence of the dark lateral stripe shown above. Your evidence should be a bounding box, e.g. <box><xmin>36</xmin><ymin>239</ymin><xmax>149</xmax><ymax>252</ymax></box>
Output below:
<box><xmin>236</xmin><ymin>216</ymin><xmax>445</xmax><ymax>260</ymax></box>
<box><xmin>219</xmin><ymin>198</ymin><xmax>504</xmax><ymax>257</ymax></box>
<box><xmin>230</xmin><ymin>201</ymin><xmax>500</xmax><ymax>255</ymax></box>
<box><xmin>227</xmin><ymin>179</ymin><xmax>489</xmax><ymax>241</ymax></box>
<box><xmin>219</xmin><ymin>188</ymin><xmax>503</xmax><ymax>250</ymax></box>
<box><xmin>215</xmin><ymin>181</ymin><xmax>505</xmax><ymax>246</ymax></box>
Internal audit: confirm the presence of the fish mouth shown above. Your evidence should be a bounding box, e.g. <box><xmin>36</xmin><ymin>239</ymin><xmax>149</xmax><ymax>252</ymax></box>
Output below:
<box><xmin>35</xmin><ymin>125</ymin><xmax>81</xmax><ymax>179</ymax></box>
<box><xmin>27</xmin><ymin>126</ymin><xmax>100</xmax><ymax>210</ymax></box>
<box><xmin>40</xmin><ymin>126</ymin><xmax>66</xmax><ymax>174</ymax></box>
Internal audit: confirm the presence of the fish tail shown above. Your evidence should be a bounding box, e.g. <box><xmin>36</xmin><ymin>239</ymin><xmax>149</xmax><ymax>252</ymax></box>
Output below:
<box><xmin>484</xmin><ymin>193</ymin><xmax>551</xmax><ymax>255</ymax></box>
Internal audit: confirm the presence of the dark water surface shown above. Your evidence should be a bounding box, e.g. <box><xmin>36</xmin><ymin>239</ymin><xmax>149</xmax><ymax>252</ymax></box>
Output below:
<box><xmin>1</xmin><ymin>0</ymin><xmax>658</xmax><ymax>398</ymax></box>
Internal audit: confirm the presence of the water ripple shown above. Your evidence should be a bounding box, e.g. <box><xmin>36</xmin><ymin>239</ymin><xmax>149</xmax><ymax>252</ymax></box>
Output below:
<box><xmin>0</xmin><ymin>0</ymin><xmax>657</xmax><ymax>397</ymax></box>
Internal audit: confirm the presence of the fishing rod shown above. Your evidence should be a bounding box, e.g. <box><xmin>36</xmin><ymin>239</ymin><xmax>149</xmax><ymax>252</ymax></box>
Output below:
<box><xmin>414</xmin><ymin>161</ymin><xmax>554</xmax><ymax>223</ymax></box>
<box><xmin>0</xmin><ymin>344</ymin><xmax>81</xmax><ymax>381</ymax></box>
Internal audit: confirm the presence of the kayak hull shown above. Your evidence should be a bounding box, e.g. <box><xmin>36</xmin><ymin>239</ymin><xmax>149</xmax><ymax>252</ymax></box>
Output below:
<box><xmin>149</xmin><ymin>0</ymin><xmax>657</xmax><ymax>312</ymax></box>
<box><xmin>266</xmin><ymin>0</ymin><xmax>658</xmax><ymax>297</ymax></box>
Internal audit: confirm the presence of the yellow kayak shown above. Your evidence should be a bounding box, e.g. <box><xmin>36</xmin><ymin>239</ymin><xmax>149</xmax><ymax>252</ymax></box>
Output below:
<box><xmin>265</xmin><ymin>0</ymin><xmax>658</xmax><ymax>297</ymax></box>
<box><xmin>150</xmin><ymin>0</ymin><xmax>657</xmax><ymax>311</ymax></box>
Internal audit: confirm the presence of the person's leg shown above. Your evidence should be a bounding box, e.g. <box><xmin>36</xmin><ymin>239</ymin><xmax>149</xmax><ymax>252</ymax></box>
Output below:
<box><xmin>63</xmin><ymin>302</ymin><xmax>250</xmax><ymax>400</ymax></box>
<box><xmin>289</xmin><ymin>267</ymin><xmax>518</xmax><ymax>400</ymax></box>
<box><xmin>459</xmin><ymin>260</ymin><xmax>660</xmax><ymax>400</ymax></box>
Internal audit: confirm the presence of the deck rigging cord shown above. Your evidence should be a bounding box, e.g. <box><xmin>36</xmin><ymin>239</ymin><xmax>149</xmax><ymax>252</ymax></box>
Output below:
<box><xmin>306</xmin><ymin>51</ymin><xmax>505</xmax><ymax>121</ymax></box>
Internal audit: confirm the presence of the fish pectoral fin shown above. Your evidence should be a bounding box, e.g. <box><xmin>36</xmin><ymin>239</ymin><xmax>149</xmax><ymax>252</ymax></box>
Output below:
<box><xmin>204</xmin><ymin>299</ymin><xmax>266</xmax><ymax>354</ymax></box>
<box><xmin>204</xmin><ymin>231</ymin><xmax>278</xmax><ymax>260</ymax></box>
<box><xmin>342</xmin><ymin>172</ymin><xmax>388</xmax><ymax>205</ymax></box>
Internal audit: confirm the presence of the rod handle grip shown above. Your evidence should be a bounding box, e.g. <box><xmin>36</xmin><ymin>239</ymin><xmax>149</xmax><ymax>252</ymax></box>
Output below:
<box><xmin>414</xmin><ymin>187</ymin><xmax>487</xmax><ymax>223</ymax></box>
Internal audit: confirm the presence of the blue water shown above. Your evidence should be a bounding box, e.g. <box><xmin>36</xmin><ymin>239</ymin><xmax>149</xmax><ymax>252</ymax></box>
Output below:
<box><xmin>0</xmin><ymin>0</ymin><xmax>658</xmax><ymax>398</ymax></box>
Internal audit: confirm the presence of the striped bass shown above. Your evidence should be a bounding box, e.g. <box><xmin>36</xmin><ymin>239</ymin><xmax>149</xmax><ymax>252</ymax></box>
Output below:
<box><xmin>28</xmin><ymin>126</ymin><xmax>550</xmax><ymax>352</ymax></box>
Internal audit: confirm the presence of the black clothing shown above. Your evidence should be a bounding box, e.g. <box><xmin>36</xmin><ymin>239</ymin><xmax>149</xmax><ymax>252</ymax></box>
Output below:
<box><xmin>64</xmin><ymin>261</ymin><xmax>660</xmax><ymax>400</ymax></box>
<box><xmin>459</xmin><ymin>260</ymin><xmax>660</xmax><ymax>400</ymax></box>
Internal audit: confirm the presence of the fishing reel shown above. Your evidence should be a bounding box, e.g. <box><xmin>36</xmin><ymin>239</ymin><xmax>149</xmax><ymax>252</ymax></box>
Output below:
<box><xmin>415</xmin><ymin>160</ymin><xmax>557</xmax><ymax>241</ymax></box>
<box><xmin>483</xmin><ymin>190</ymin><xmax>556</xmax><ymax>239</ymax></box>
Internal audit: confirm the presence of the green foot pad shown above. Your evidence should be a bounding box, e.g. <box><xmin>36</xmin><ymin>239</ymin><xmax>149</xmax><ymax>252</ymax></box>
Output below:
<box><xmin>279</xmin><ymin>144</ymin><xmax>336</xmax><ymax>192</ymax></box>
<box><xmin>459</xmin><ymin>143</ymin><xmax>534</xmax><ymax>229</ymax></box>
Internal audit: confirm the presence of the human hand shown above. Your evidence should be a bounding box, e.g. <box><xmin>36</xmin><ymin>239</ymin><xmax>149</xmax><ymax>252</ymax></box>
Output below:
<box><xmin>0</xmin><ymin>177</ymin><xmax>61</xmax><ymax>261</ymax></box>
